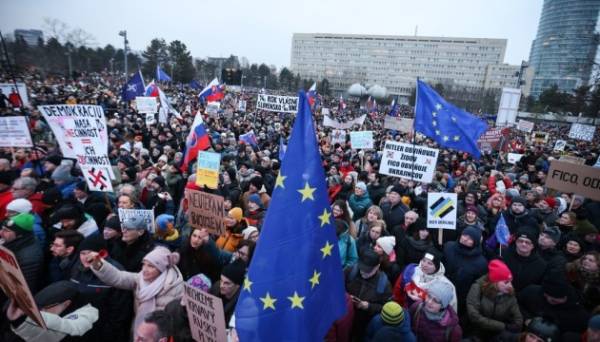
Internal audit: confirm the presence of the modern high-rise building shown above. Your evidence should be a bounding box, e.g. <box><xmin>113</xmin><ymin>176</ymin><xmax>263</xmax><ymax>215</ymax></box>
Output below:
<box><xmin>528</xmin><ymin>0</ymin><xmax>600</xmax><ymax>97</ymax></box>
<box><xmin>13</xmin><ymin>29</ymin><xmax>44</xmax><ymax>46</ymax></box>
<box><xmin>290</xmin><ymin>33</ymin><xmax>521</xmax><ymax>99</ymax></box>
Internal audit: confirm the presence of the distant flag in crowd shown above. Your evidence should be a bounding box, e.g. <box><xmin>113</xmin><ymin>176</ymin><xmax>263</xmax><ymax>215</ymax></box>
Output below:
<box><xmin>144</xmin><ymin>81</ymin><xmax>160</xmax><ymax>97</ymax></box>
<box><xmin>198</xmin><ymin>77</ymin><xmax>225</xmax><ymax>103</ymax></box>
<box><xmin>189</xmin><ymin>79</ymin><xmax>202</xmax><ymax>90</ymax></box>
<box><xmin>307</xmin><ymin>82</ymin><xmax>317</xmax><ymax>109</ymax></box>
<box><xmin>156</xmin><ymin>65</ymin><xmax>172</xmax><ymax>82</ymax></box>
<box><xmin>143</xmin><ymin>81</ymin><xmax>182</xmax><ymax>120</ymax></box>
<box><xmin>389</xmin><ymin>97</ymin><xmax>399</xmax><ymax>117</ymax></box>
<box><xmin>181</xmin><ymin>111</ymin><xmax>211</xmax><ymax>172</ymax></box>
<box><xmin>278</xmin><ymin>136</ymin><xmax>287</xmax><ymax>161</ymax></box>
<box><xmin>370</xmin><ymin>98</ymin><xmax>378</xmax><ymax>114</ymax></box>
<box><xmin>121</xmin><ymin>70</ymin><xmax>145</xmax><ymax>101</ymax></box>
<box><xmin>414</xmin><ymin>80</ymin><xmax>488</xmax><ymax>158</ymax></box>
<box><xmin>338</xmin><ymin>95</ymin><xmax>346</xmax><ymax>113</ymax></box>
<box><xmin>495</xmin><ymin>213</ymin><xmax>511</xmax><ymax>246</ymax></box>
<box><xmin>234</xmin><ymin>91</ymin><xmax>346</xmax><ymax>341</ymax></box>
<box><xmin>239</xmin><ymin>130</ymin><xmax>258</xmax><ymax>147</ymax></box>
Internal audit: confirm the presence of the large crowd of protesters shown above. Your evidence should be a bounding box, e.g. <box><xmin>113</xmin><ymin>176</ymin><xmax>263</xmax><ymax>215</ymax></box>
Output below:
<box><xmin>0</xmin><ymin>69</ymin><xmax>599</xmax><ymax>342</ymax></box>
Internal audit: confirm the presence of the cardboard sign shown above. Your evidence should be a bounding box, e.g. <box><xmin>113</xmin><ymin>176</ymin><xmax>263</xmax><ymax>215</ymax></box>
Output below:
<box><xmin>38</xmin><ymin>105</ymin><xmax>113</xmax><ymax>178</ymax></box>
<box><xmin>517</xmin><ymin>119</ymin><xmax>534</xmax><ymax>133</ymax></box>
<box><xmin>379</xmin><ymin>141</ymin><xmax>439</xmax><ymax>183</ymax></box>
<box><xmin>0</xmin><ymin>246</ymin><xmax>46</xmax><ymax>329</ymax></box>
<box><xmin>384</xmin><ymin>117</ymin><xmax>414</xmax><ymax>133</ymax></box>
<box><xmin>350</xmin><ymin>131</ymin><xmax>374</xmax><ymax>149</ymax></box>
<box><xmin>256</xmin><ymin>94</ymin><xmax>299</xmax><ymax>113</ymax></box>
<box><xmin>554</xmin><ymin>140</ymin><xmax>567</xmax><ymax>152</ymax></box>
<box><xmin>330</xmin><ymin>129</ymin><xmax>346</xmax><ymax>146</ymax></box>
<box><xmin>196</xmin><ymin>151</ymin><xmax>221</xmax><ymax>189</ymax></box>
<box><xmin>0</xmin><ymin>116</ymin><xmax>33</xmax><ymax>147</ymax></box>
<box><xmin>560</xmin><ymin>155</ymin><xmax>586</xmax><ymax>166</ymax></box>
<box><xmin>323</xmin><ymin>114</ymin><xmax>367</xmax><ymax>129</ymax></box>
<box><xmin>568</xmin><ymin>123</ymin><xmax>596</xmax><ymax>142</ymax></box>
<box><xmin>546</xmin><ymin>160</ymin><xmax>600</xmax><ymax>201</ymax></box>
<box><xmin>145</xmin><ymin>113</ymin><xmax>156</xmax><ymax>126</ymax></box>
<box><xmin>135</xmin><ymin>96</ymin><xmax>158</xmax><ymax>113</ymax></box>
<box><xmin>238</xmin><ymin>100</ymin><xmax>246</xmax><ymax>112</ymax></box>
<box><xmin>531</xmin><ymin>131</ymin><xmax>548</xmax><ymax>144</ymax></box>
<box><xmin>185</xmin><ymin>189</ymin><xmax>225</xmax><ymax>235</ymax></box>
<box><xmin>118</xmin><ymin>208</ymin><xmax>155</xmax><ymax>233</ymax></box>
<box><xmin>183</xmin><ymin>284</ymin><xmax>227</xmax><ymax>342</ymax></box>
<box><xmin>427</xmin><ymin>193</ymin><xmax>458</xmax><ymax>230</ymax></box>
<box><xmin>206</xmin><ymin>102</ymin><xmax>220</xmax><ymax>117</ymax></box>
<box><xmin>507</xmin><ymin>153</ymin><xmax>524</xmax><ymax>164</ymax></box>
<box><xmin>477</xmin><ymin>127</ymin><xmax>509</xmax><ymax>152</ymax></box>
<box><xmin>0</xmin><ymin>83</ymin><xmax>30</xmax><ymax>107</ymax></box>
<box><xmin>321</xmin><ymin>108</ymin><xmax>330</xmax><ymax>115</ymax></box>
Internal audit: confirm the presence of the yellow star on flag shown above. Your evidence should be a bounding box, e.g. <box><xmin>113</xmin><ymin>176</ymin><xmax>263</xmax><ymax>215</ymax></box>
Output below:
<box><xmin>288</xmin><ymin>291</ymin><xmax>305</xmax><ymax>309</ymax></box>
<box><xmin>320</xmin><ymin>241</ymin><xmax>333</xmax><ymax>258</ymax></box>
<box><xmin>443</xmin><ymin>136</ymin><xmax>449</xmax><ymax>142</ymax></box>
<box><xmin>297</xmin><ymin>182</ymin><xmax>316</xmax><ymax>202</ymax></box>
<box><xmin>260</xmin><ymin>292</ymin><xmax>277</xmax><ymax>310</ymax></box>
<box><xmin>243</xmin><ymin>276</ymin><xmax>253</xmax><ymax>292</ymax></box>
<box><xmin>318</xmin><ymin>208</ymin><xmax>331</xmax><ymax>227</ymax></box>
<box><xmin>275</xmin><ymin>174</ymin><xmax>287</xmax><ymax>189</ymax></box>
<box><xmin>309</xmin><ymin>270</ymin><xmax>321</xmax><ymax>289</ymax></box>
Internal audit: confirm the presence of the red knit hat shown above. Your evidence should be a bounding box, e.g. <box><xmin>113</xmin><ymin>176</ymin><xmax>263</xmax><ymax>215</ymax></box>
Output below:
<box><xmin>488</xmin><ymin>259</ymin><xmax>512</xmax><ymax>283</ymax></box>
<box><xmin>544</xmin><ymin>197</ymin><xmax>557</xmax><ymax>209</ymax></box>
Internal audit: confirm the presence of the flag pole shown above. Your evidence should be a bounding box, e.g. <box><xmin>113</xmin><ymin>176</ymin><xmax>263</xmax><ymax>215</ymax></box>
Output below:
<box><xmin>411</xmin><ymin>77</ymin><xmax>420</xmax><ymax>182</ymax></box>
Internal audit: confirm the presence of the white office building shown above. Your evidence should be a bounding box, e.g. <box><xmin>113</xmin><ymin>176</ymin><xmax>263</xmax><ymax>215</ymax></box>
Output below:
<box><xmin>290</xmin><ymin>33</ymin><xmax>521</xmax><ymax>98</ymax></box>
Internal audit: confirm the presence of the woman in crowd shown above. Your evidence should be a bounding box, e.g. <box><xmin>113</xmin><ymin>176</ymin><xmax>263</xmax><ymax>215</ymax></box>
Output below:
<box><xmin>396</xmin><ymin>225</ymin><xmax>435</xmax><ymax>270</ymax></box>
<box><xmin>216</xmin><ymin>207</ymin><xmax>247</xmax><ymax>252</ymax></box>
<box><xmin>86</xmin><ymin>246</ymin><xmax>184</xmax><ymax>332</ymax></box>
<box><xmin>177</xmin><ymin>227</ymin><xmax>229</xmax><ymax>282</ymax></box>
<box><xmin>356</xmin><ymin>220</ymin><xmax>387</xmax><ymax>256</ymax></box>
<box><xmin>348</xmin><ymin>181</ymin><xmax>373</xmax><ymax>222</ymax></box>
<box><xmin>355</xmin><ymin>205</ymin><xmax>384</xmax><ymax>241</ymax></box>
<box><xmin>332</xmin><ymin>199</ymin><xmax>358</xmax><ymax>238</ymax></box>
<box><xmin>566</xmin><ymin>251</ymin><xmax>600</xmax><ymax>310</ymax></box>
<box><xmin>336</xmin><ymin>219</ymin><xmax>359</xmax><ymax>268</ymax></box>
<box><xmin>410</xmin><ymin>280</ymin><xmax>462</xmax><ymax>341</ymax></box>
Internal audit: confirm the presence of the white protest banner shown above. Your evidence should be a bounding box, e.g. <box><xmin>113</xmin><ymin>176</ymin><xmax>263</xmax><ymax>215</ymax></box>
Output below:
<box><xmin>568</xmin><ymin>123</ymin><xmax>596</xmax><ymax>142</ymax></box>
<box><xmin>384</xmin><ymin>117</ymin><xmax>414</xmax><ymax>133</ymax></box>
<box><xmin>553</xmin><ymin>139</ymin><xmax>567</xmax><ymax>152</ymax></box>
<box><xmin>206</xmin><ymin>102</ymin><xmax>220</xmax><ymax>117</ymax></box>
<box><xmin>135</xmin><ymin>96</ymin><xmax>158</xmax><ymax>113</ymax></box>
<box><xmin>0</xmin><ymin>116</ymin><xmax>33</xmax><ymax>147</ymax></box>
<box><xmin>323</xmin><ymin>114</ymin><xmax>367</xmax><ymax>129</ymax></box>
<box><xmin>145</xmin><ymin>113</ymin><xmax>156</xmax><ymax>126</ymax></box>
<box><xmin>183</xmin><ymin>284</ymin><xmax>227</xmax><ymax>342</ymax></box>
<box><xmin>517</xmin><ymin>119</ymin><xmax>534</xmax><ymax>133</ymax></box>
<box><xmin>507</xmin><ymin>153</ymin><xmax>524</xmax><ymax>164</ymax></box>
<box><xmin>0</xmin><ymin>83</ymin><xmax>30</xmax><ymax>107</ymax></box>
<box><xmin>330</xmin><ymin>129</ymin><xmax>346</xmax><ymax>146</ymax></box>
<box><xmin>256</xmin><ymin>94</ymin><xmax>299</xmax><ymax>113</ymax></box>
<box><xmin>238</xmin><ymin>100</ymin><xmax>246</xmax><ymax>112</ymax></box>
<box><xmin>38</xmin><ymin>105</ymin><xmax>112</xmax><ymax>177</ymax></box>
<box><xmin>427</xmin><ymin>193</ymin><xmax>458</xmax><ymax>230</ymax></box>
<box><xmin>118</xmin><ymin>208</ymin><xmax>155</xmax><ymax>233</ymax></box>
<box><xmin>350</xmin><ymin>131</ymin><xmax>374</xmax><ymax>149</ymax></box>
<box><xmin>81</xmin><ymin>166</ymin><xmax>113</xmax><ymax>192</ymax></box>
<box><xmin>322</xmin><ymin>108</ymin><xmax>330</xmax><ymax>115</ymax></box>
<box><xmin>379</xmin><ymin>141</ymin><xmax>439</xmax><ymax>183</ymax></box>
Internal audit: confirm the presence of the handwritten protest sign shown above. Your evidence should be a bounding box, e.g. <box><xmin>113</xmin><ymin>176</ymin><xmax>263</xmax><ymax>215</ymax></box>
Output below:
<box><xmin>196</xmin><ymin>151</ymin><xmax>221</xmax><ymax>189</ymax></box>
<box><xmin>183</xmin><ymin>284</ymin><xmax>226</xmax><ymax>342</ymax></box>
<box><xmin>330</xmin><ymin>129</ymin><xmax>346</xmax><ymax>146</ymax></box>
<box><xmin>0</xmin><ymin>246</ymin><xmax>46</xmax><ymax>329</ymax></box>
<box><xmin>0</xmin><ymin>116</ymin><xmax>33</xmax><ymax>147</ymax></box>
<box><xmin>517</xmin><ymin>119</ymin><xmax>534</xmax><ymax>133</ymax></box>
<box><xmin>185</xmin><ymin>189</ymin><xmax>225</xmax><ymax>235</ymax></box>
<box><xmin>568</xmin><ymin>123</ymin><xmax>596</xmax><ymax>142</ymax></box>
<box><xmin>427</xmin><ymin>193</ymin><xmax>457</xmax><ymax>230</ymax></box>
<box><xmin>206</xmin><ymin>102</ymin><xmax>220</xmax><ymax>117</ymax></box>
<box><xmin>546</xmin><ymin>160</ymin><xmax>600</xmax><ymax>201</ymax></box>
<box><xmin>256</xmin><ymin>94</ymin><xmax>299</xmax><ymax>113</ymax></box>
<box><xmin>323</xmin><ymin>114</ymin><xmax>367</xmax><ymax>129</ymax></box>
<box><xmin>118</xmin><ymin>208</ymin><xmax>155</xmax><ymax>233</ymax></box>
<box><xmin>135</xmin><ymin>96</ymin><xmax>158</xmax><ymax>113</ymax></box>
<box><xmin>238</xmin><ymin>100</ymin><xmax>246</xmax><ymax>112</ymax></box>
<box><xmin>379</xmin><ymin>141</ymin><xmax>439</xmax><ymax>183</ymax></box>
<box><xmin>383</xmin><ymin>117</ymin><xmax>414</xmax><ymax>133</ymax></box>
<box><xmin>507</xmin><ymin>153</ymin><xmax>524</xmax><ymax>164</ymax></box>
<box><xmin>350</xmin><ymin>131</ymin><xmax>374</xmax><ymax>149</ymax></box>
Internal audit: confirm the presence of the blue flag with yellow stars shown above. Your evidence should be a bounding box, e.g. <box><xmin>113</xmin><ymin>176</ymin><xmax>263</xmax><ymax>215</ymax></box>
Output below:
<box><xmin>414</xmin><ymin>80</ymin><xmax>488</xmax><ymax>158</ymax></box>
<box><xmin>234</xmin><ymin>91</ymin><xmax>346</xmax><ymax>341</ymax></box>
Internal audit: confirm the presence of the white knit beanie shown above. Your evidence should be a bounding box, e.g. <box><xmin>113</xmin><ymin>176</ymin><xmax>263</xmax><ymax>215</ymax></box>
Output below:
<box><xmin>376</xmin><ymin>236</ymin><xmax>396</xmax><ymax>256</ymax></box>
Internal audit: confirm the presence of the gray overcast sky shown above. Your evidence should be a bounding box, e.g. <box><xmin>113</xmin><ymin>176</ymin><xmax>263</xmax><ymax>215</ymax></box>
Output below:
<box><xmin>1</xmin><ymin>0</ymin><xmax>542</xmax><ymax>69</ymax></box>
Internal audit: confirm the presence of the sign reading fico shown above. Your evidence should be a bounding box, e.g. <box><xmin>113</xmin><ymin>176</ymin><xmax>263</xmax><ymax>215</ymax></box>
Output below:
<box><xmin>546</xmin><ymin>160</ymin><xmax>600</xmax><ymax>201</ymax></box>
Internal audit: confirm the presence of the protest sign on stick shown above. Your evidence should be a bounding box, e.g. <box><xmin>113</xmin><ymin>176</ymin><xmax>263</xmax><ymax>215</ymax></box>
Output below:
<box><xmin>183</xmin><ymin>284</ymin><xmax>227</xmax><ymax>342</ymax></box>
<box><xmin>118</xmin><ymin>208</ymin><xmax>155</xmax><ymax>233</ymax></box>
<box><xmin>379</xmin><ymin>141</ymin><xmax>439</xmax><ymax>183</ymax></box>
<box><xmin>0</xmin><ymin>116</ymin><xmax>33</xmax><ymax>147</ymax></box>
<box><xmin>185</xmin><ymin>189</ymin><xmax>225</xmax><ymax>235</ymax></box>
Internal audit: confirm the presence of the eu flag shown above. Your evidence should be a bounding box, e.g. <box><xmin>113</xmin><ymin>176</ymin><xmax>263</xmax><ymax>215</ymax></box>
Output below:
<box><xmin>234</xmin><ymin>92</ymin><xmax>346</xmax><ymax>341</ymax></box>
<box><xmin>495</xmin><ymin>213</ymin><xmax>510</xmax><ymax>246</ymax></box>
<box><xmin>156</xmin><ymin>65</ymin><xmax>172</xmax><ymax>82</ymax></box>
<box><xmin>121</xmin><ymin>70</ymin><xmax>145</xmax><ymax>101</ymax></box>
<box><xmin>414</xmin><ymin>80</ymin><xmax>487</xmax><ymax>158</ymax></box>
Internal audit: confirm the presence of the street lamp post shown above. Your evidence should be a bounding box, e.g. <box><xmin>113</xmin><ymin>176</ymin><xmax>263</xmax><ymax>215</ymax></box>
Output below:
<box><xmin>65</xmin><ymin>49</ymin><xmax>73</xmax><ymax>79</ymax></box>
<box><xmin>119</xmin><ymin>30</ymin><xmax>128</xmax><ymax>77</ymax></box>
<box><xmin>241</xmin><ymin>73</ymin><xmax>246</xmax><ymax>93</ymax></box>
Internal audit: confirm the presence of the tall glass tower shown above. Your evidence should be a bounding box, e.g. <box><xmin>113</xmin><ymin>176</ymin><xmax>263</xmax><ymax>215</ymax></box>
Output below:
<box><xmin>529</xmin><ymin>0</ymin><xmax>600</xmax><ymax>97</ymax></box>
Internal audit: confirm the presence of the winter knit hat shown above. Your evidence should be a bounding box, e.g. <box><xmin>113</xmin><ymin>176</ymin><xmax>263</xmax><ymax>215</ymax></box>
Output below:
<box><xmin>575</xmin><ymin>220</ymin><xmax>598</xmax><ymax>236</ymax></box>
<box><xmin>104</xmin><ymin>215</ymin><xmax>122</xmax><ymax>232</ymax></box>
<box><xmin>543</xmin><ymin>197</ymin><xmax>557</xmax><ymax>209</ymax></box>
<box><xmin>421</xmin><ymin>249</ymin><xmax>442</xmax><ymax>272</ymax></box>
<box><xmin>381</xmin><ymin>301</ymin><xmax>405</xmax><ymax>325</ymax></box>
<box><xmin>376</xmin><ymin>236</ymin><xmax>396</xmax><ymax>256</ymax></box>
<box><xmin>78</xmin><ymin>233</ymin><xmax>107</xmax><ymax>252</ymax></box>
<box><xmin>247</xmin><ymin>194</ymin><xmax>263</xmax><ymax>209</ymax></box>
<box><xmin>242</xmin><ymin>226</ymin><xmax>259</xmax><ymax>240</ymax></box>
<box><xmin>187</xmin><ymin>273</ymin><xmax>212</xmax><ymax>292</ymax></box>
<box><xmin>355</xmin><ymin>182</ymin><xmax>367</xmax><ymax>192</ymax></box>
<box><xmin>156</xmin><ymin>214</ymin><xmax>175</xmax><ymax>233</ymax></box>
<box><xmin>34</xmin><ymin>280</ymin><xmax>79</xmax><ymax>308</ymax></box>
<box><xmin>465</xmin><ymin>205</ymin><xmax>479</xmax><ymax>215</ymax></box>
<box><xmin>488</xmin><ymin>259</ymin><xmax>512</xmax><ymax>283</ymax></box>
<box><xmin>143</xmin><ymin>246</ymin><xmax>180</xmax><ymax>273</ymax></box>
<box><xmin>6</xmin><ymin>198</ymin><xmax>32</xmax><ymax>214</ymax></box>
<box><xmin>229</xmin><ymin>207</ymin><xmax>243</xmax><ymax>223</ymax></box>
<box><xmin>542</xmin><ymin>226</ymin><xmax>562</xmax><ymax>244</ymax></box>
<box><xmin>426</xmin><ymin>281</ymin><xmax>454</xmax><ymax>309</ymax></box>
<box><xmin>3</xmin><ymin>213</ymin><xmax>34</xmax><ymax>234</ymax></box>
<box><xmin>152</xmin><ymin>176</ymin><xmax>166</xmax><ymax>189</ymax></box>
<box><xmin>44</xmin><ymin>155</ymin><xmax>63</xmax><ymax>167</ymax></box>
<box><xmin>511</xmin><ymin>196</ymin><xmax>527</xmax><ymax>206</ymax></box>
<box><xmin>55</xmin><ymin>204</ymin><xmax>85</xmax><ymax>221</ymax></box>
<box><xmin>221</xmin><ymin>259</ymin><xmax>246</xmax><ymax>286</ymax></box>
<box><xmin>389</xmin><ymin>185</ymin><xmax>405</xmax><ymax>196</ymax></box>
<box><xmin>542</xmin><ymin>273</ymin><xmax>569</xmax><ymax>298</ymax></box>
<box><xmin>461</xmin><ymin>226</ymin><xmax>482</xmax><ymax>247</ymax></box>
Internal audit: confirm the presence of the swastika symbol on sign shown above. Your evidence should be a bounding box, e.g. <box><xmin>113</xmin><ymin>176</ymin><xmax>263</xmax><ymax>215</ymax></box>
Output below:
<box><xmin>87</xmin><ymin>168</ymin><xmax>108</xmax><ymax>190</ymax></box>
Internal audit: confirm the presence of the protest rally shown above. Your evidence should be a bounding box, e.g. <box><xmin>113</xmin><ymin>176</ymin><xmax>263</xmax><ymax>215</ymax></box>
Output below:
<box><xmin>1</xmin><ymin>1</ymin><xmax>600</xmax><ymax>341</ymax></box>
